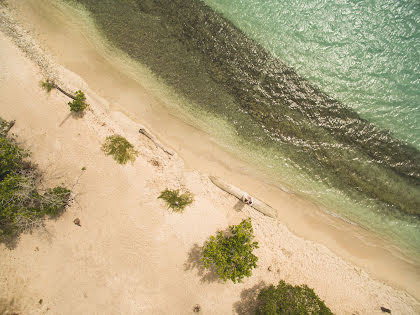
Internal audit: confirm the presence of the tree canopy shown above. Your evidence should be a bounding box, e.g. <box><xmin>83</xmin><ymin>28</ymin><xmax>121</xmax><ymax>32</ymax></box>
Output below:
<box><xmin>202</xmin><ymin>218</ymin><xmax>258</xmax><ymax>283</ymax></box>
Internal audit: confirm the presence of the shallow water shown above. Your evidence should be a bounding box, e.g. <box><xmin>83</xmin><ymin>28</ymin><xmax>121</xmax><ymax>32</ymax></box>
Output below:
<box><xmin>205</xmin><ymin>0</ymin><xmax>420</xmax><ymax>149</ymax></box>
<box><xmin>65</xmin><ymin>0</ymin><xmax>420</xmax><ymax>258</ymax></box>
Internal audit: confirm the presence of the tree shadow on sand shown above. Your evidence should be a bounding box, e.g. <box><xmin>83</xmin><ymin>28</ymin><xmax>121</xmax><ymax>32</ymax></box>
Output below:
<box><xmin>184</xmin><ymin>243</ymin><xmax>223</xmax><ymax>284</ymax></box>
<box><xmin>233</xmin><ymin>281</ymin><xmax>266</xmax><ymax>315</ymax></box>
<box><xmin>59</xmin><ymin>111</ymin><xmax>86</xmax><ymax>127</ymax></box>
<box><xmin>0</xmin><ymin>297</ymin><xmax>20</xmax><ymax>315</ymax></box>
<box><xmin>0</xmin><ymin>231</ymin><xmax>20</xmax><ymax>250</ymax></box>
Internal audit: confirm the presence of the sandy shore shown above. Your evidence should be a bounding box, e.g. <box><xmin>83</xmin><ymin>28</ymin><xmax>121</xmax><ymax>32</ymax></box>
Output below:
<box><xmin>0</xmin><ymin>1</ymin><xmax>419</xmax><ymax>314</ymax></box>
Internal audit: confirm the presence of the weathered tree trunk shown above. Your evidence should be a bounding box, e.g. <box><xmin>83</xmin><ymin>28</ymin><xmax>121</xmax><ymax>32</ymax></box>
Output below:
<box><xmin>139</xmin><ymin>128</ymin><xmax>174</xmax><ymax>156</ymax></box>
<box><xmin>53</xmin><ymin>84</ymin><xmax>76</xmax><ymax>100</ymax></box>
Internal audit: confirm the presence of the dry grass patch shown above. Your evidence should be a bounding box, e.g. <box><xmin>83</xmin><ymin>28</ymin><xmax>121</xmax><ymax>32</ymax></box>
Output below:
<box><xmin>158</xmin><ymin>188</ymin><xmax>194</xmax><ymax>213</ymax></box>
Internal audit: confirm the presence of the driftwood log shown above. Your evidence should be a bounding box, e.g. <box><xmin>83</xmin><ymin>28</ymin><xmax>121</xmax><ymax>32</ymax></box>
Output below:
<box><xmin>209</xmin><ymin>176</ymin><xmax>277</xmax><ymax>218</ymax></box>
<box><xmin>139</xmin><ymin>128</ymin><xmax>173</xmax><ymax>156</ymax></box>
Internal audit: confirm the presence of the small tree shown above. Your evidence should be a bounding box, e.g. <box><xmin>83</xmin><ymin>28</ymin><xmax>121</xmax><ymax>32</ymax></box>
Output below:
<box><xmin>102</xmin><ymin>134</ymin><xmax>138</xmax><ymax>164</ymax></box>
<box><xmin>158</xmin><ymin>188</ymin><xmax>194</xmax><ymax>212</ymax></box>
<box><xmin>202</xmin><ymin>218</ymin><xmax>258</xmax><ymax>283</ymax></box>
<box><xmin>68</xmin><ymin>90</ymin><xmax>89</xmax><ymax>113</ymax></box>
<box><xmin>255</xmin><ymin>280</ymin><xmax>334</xmax><ymax>315</ymax></box>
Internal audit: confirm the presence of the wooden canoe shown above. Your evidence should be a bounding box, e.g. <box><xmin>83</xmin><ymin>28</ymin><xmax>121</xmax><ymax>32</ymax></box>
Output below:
<box><xmin>209</xmin><ymin>176</ymin><xmax>277</xmax><ymax>218</ymax></box>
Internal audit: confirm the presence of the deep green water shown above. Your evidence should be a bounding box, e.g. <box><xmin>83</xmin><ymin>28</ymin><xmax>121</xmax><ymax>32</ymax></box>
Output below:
<box><xmin>66</xmin><ymin>0</ymin><xmax>420</xmax><ymax>257</ymax></box>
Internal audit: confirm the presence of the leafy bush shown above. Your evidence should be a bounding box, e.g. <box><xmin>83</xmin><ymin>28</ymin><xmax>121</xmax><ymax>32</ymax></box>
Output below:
<box><xmin>42</xmin><ymin>186</ymin><xmax>72</xmax><ymax>216</ymax></box>
<box><xmin>0</xmin><ymin>174</ymin><xmax>71</xmax><ymax>234</ymax></box>
<box><xmin>0</xmin><ymin>133</ymin><xmax>27</xmax><ymax>181</ymax></box>
<box><xmin>0</xmin><ymin>117</ymin><xmax>14</xmax><ymax>137</ymax></box>
<box><xmin>202</xmin><ymin>218</ymin><xmax>258</xmax><ymax>283</ymax></box>
<box><xmin>102</xmin><ymin>134</ymin><xmax>138</xmax><ymax>164</ymax></box>
<box><xmin>158</xmin><ymin>188</ymin><xmax>194</xmax><ymax>212</ymax></box>
<box><xmin>68</xmin><ymin>90</ymin><xmax>89</xmax><ymax>113</ymax></box>
<box><xmin>1</xmin><ymin>174</ymin><xmax>42</xmax><ymax>233</ymax></box>
<box><xmin>0</xmin><ymin>118</ymin><xmax>71</xmax><ymax>240</ymax></box>
<box><xmin>255</xmin><ymin>280</ymin><xmax>334</xmax><ymax>315</ymax></box>
<box><xmin>40</xmin><ymin>79</ymin><xmax>55</xmax><ymax>93</ymax></box>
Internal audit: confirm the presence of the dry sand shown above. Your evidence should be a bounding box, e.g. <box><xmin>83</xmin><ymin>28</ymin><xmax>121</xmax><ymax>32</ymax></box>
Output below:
<box><xmin>0</xmin><ymin>1</ymin><xmax>419</xmax><ymax>314</ymax></box>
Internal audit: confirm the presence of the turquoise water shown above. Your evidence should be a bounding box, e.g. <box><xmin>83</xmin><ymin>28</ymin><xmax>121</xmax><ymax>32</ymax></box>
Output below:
<box><xmin>66</xmin><ymin>0</ymin><xmax>420</xmax><ymax>258</ymax></box>
<box><xmin>204</xmin><ymin>0</ymin><xmax>420</xmax><ymax>149</ymax></box>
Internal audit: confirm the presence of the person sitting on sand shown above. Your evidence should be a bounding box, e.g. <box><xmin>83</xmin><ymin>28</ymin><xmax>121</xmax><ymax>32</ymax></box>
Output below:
<box><xmin>242</xmin><ymin>194</ymin><xmax>254</xmax><ymax>206</ymax></box>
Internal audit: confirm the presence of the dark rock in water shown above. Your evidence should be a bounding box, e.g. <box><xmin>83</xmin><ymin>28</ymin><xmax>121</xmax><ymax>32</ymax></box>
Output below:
<box><xmin>380</xmin><ymin>306</ymin><xmax>391</xmax><ymax>313</ymax></box>
<box><xmin>73</xmin><ymin>218</ymin><xmax>81</xmax><ymax>226</ymax></box>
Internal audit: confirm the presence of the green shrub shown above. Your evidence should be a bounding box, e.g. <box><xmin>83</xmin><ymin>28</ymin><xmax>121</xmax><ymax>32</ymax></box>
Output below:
<box><xmin>0</xmin><ymin>175</ymin><xmax>71</xmax><ymax>234</ymax></box>
<box><xmin>202</xmin><ymin>218</ymin><xmax>258</xmax><ymax>283</ymax></box>
<box><xmin>0</xmin><ymin>118</ymin><xmax>71</xmax><ymax>240</ymax></box>
<box><xmin>102</xmin><ymin>134</ymin><xmax>138</xmax><ymax>164</ymax></box>
<box><xmin>68</xmin><ymin>90</ymin><xmax>89</xmax><ymax>113</ymax></box>
<box><xmin>0</xmin><ymin>122</ymin><xmax>27</xmax><ymax>181</ymax></box>
<box><xmin>0</xmin><ymin>174</ymin><xmax>33</xmax><ymax>222</ymax></box>
<box><xmin>255</xmin><ymin>280</ymin><xmax>334</xmax><ymax>315</ymax></box>
<box><xmin>158</xmin><ymin>188</ymin><xmax>194</xmax><ymax>212</ymax></box>
<box><xmin>0</xmin><ymin>117</ymin><xmax>13</xmax><ymax>137</ymax></box>
<box><xmin>0</xmin><ymin>137</ymin><xmax>26</xmax><ymax>181</ymax></box>
<box><xmin>40</xmin><ymin>79</ymin><xmax>55</xmax><ymax>93</ymax></box>
<box><xmin>42</xmin><ymin>186</ymin><xmax>72</xmax><ymax>216</ymax></box>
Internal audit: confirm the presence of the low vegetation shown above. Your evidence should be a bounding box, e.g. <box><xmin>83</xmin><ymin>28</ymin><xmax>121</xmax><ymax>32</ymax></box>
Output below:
<box><xmin>255</xmin><ymin>280</ymin><xmax>334</xmax><ymax>315</ymax></box>
<box><xmin>158</xmin><ymin>188</ymin><xmax>194</xmax><ymax>213</ymax></box>
<box><xmin>202</xmin><ymin>218</ymin><xmax>258</xmax><ymax>283</ymax></box>
<box><xmin>68</xmin><ymin>90</ymin><xmax>89</xmax><ymax>113</ymax></box>
<box><xmin>40</xmin><ymin>79</ymin><xmax>55</xmax><ymax>93</ymax></box>
<box><xmin>0</xmin><ymin>118</ymin><xmax>71</xmax><ymax>242</ymax></box>
<box><xmin>102</xmin><ymin>134</ymin><xmax>138</xmax><ymax>164</ymax></box>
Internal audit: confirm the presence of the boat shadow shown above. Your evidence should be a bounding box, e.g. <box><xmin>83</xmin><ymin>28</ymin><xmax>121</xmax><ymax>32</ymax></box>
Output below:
<box><xmin>233</xmin><ymin>200</ymin><xmax>246</xmax><ymax>212</ymax></box>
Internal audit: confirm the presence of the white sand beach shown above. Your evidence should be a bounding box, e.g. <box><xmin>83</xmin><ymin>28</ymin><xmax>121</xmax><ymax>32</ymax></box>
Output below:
<box><xmin>0</xmin><ymin>1</ymin><xmax>419</xmax><ymax>314</ymax></box>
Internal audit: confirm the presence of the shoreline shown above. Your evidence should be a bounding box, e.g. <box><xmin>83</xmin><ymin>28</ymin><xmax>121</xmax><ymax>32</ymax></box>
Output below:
<box><xmin>0</xmin><ymin>1</ymin><xmax>419</xmax><ymax>313</ymax></box>
<box><xmin>14</xmin><ymin>0</ymin><xmax>420</xmax><ymax>294</ymax></box>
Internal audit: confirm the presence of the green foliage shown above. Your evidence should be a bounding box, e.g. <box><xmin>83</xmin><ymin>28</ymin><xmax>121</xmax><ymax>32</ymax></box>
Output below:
<box><xmin>40</xmin><ymin>79</ymin><xmax>55</xmax><ymax>93</ymax></box>
<box><xmin>158</xmin><ymin>188</ymin><xmax>194</xmax><ymax>212</ymax></box>
<box><xmin>0</xmin><ymin>174</ymin><xmax>33</xmax><ymax>223</ymax></box>
<box><xmin>0</xmin><ymin>117</ymin><xmax>12</xmax><ymax>137</ymax></box>
<box><xmin>0</xmin><ymin>118</ymin><xmax>71</xmax><ymax>240</ymax></box>
<box><xmin>68</xmin><ymin>90</ymin><xmax>89</xmax><ymax>113</ymax></box>
<box><xmin>202</xmin><ymin>218</ymin><xmax>258</xmax><ymax>283</ymax></box>
<box><xmin>102</xmin><ymin>134</ymin><xmax>138</xmax><ymax>164</ymax></box>
<box><xmin>0</xmin><ymin>121</ymin><xmax>27</xmax><ymax>181</ymax></box>
<box><xmin>42</xmin><ymin>186</ymin><xmax>72</xmax><ymax>216</ymax></box>
<box><xmin>255</xmin><ymin>280</ymin><xmax>334</xmax><ymax>315</ymax></box>
<box><xmin>0</xmin><ymin>137</ymin><xmax>25</xmax><ymax>181</ymax></box>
